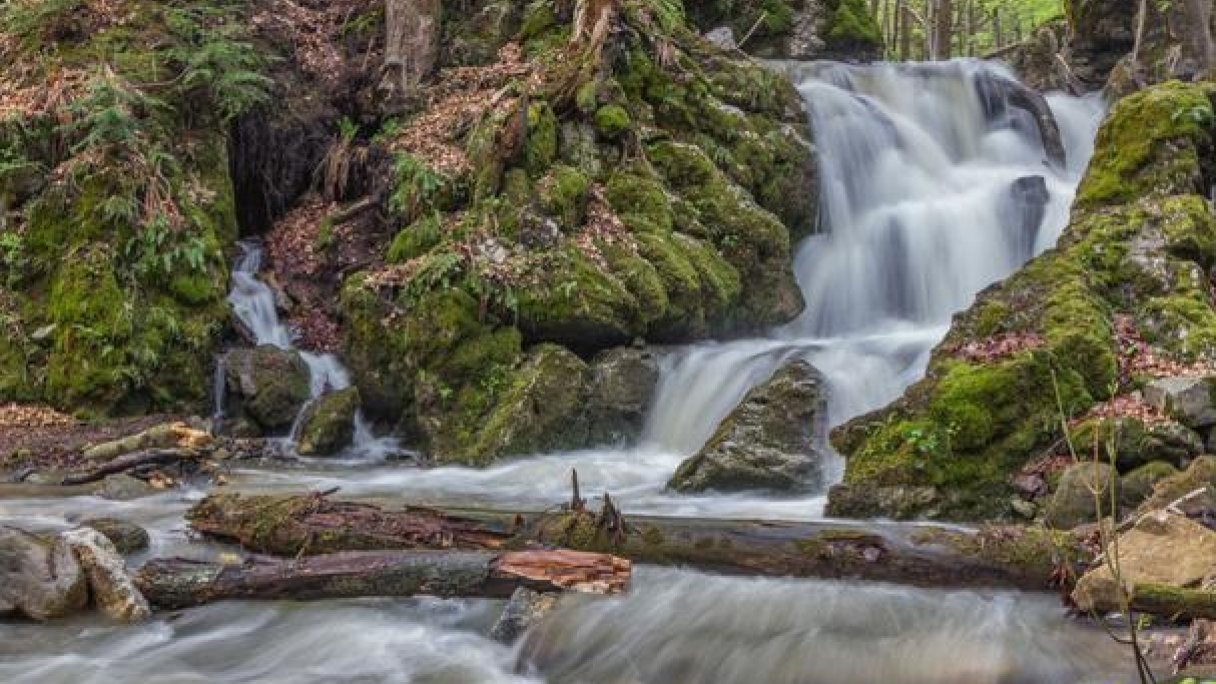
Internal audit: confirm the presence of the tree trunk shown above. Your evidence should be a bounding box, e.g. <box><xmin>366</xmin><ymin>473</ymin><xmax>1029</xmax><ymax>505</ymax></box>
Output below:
<box><xmin>934</xmin><ymin>0</ymin><xmax>952</xmax><ymax>59</ymax></box>
<box><xmin>1180</xmin><ymin>0</ymin><xmax>1216</xmax><ymax>75</ymax></box>
<box><xmin>136</xmin><ymin>550</ymin><xmax>631</xmax><ymax>610</ymax></box>
<box><xmin>898</xmin><ymin>0</ymin><xmax>910</xmax><ymax>61</ymax></box>
<box><xmin>993</xmin><ymin>7</ymin><xmax>1003</xmax><ymax>50</ymax></box>
<box><xmin>379</xmin><ymin>0</ymin><xmax>442</xmax><ymax>108</ymax></box>
<box><xmin>185</xmin><ymin>493</ymin><xmax>1083</xmax><ymax>591</ymax></box>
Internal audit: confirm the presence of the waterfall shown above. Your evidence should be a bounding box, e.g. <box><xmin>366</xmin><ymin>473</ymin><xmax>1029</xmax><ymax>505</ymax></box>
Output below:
<box><xmin>223</xmin><ymin>240</ymin><xmax>400</xmax><ymax>459</ymax></box>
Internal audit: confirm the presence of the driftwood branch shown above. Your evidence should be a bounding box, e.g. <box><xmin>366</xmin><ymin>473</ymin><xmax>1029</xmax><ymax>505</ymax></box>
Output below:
<box><xmin>60</xmin><ymin>449</ymin><xmax>198</xmax><ymax>486</ymax></box>
<box><xmin>136</xmin><ymin>549</ymin><xmax>630</xmax><ymax>609</ymax></box>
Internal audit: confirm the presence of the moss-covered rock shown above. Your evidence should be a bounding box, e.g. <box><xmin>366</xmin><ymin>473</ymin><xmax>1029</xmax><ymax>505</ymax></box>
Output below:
<box><xmin>223</xmin><ymin>346</ymin><xmax>312</xmax><ymax>433</ymax></box>
<box><xmin>0</xmin><ymin>0</ymin><xmax>257</xmax><ymax>415</ymax></box>
<box><xmin>1044</xmin><ymin>461</ymin><xmax>1118</xmax><ymax>529</ymax></box>
<box><xmin>829</xmin><ymin>81</ymin><xmax>1216</xmax><ymax>521</ymax></box>
<box><xmin>1070</xmin><ymin>416</ymin><xmax>1204</xmax><ymax>472</ymax></box>
<box><xmin>669</xmin><ymin>359</ymin><xmax>827</xmax><ymax>492</ymax></box>
<box><xmin>685</xmin><ymin>0</ymin><xmax>882</xmax><ymax>61</ymax></box>
<box><xmin>1120</xmin><ymin>460</ymin><xmax>1180</xmax><ymax>510</ymax></box>
<box><xmin>296</xmin><ymin>387</ymin><xmax>361</xmax><ymax>456</ymax></box>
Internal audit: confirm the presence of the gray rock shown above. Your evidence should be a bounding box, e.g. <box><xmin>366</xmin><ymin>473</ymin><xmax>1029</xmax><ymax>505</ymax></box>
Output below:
<box><xmin>1120</xmin><ymin>461</ymin><xmax>1181</xmax><ymax>511</ymax></box>
<box><xmin>489</xmin><ymin>587</ymin><xmax>561</xmax><ymax>642</ymax></box>
<box><xmin>704</xmin><ymin>26</ymin><xmax>737</xmax><ymax>50</ymax></box>
<box><xmin>669</xmin><ymin>359</ymin><xmax>827</xmax><ymax>492</ymax></box>
<box><xmin>1044</xmin><ymin>462</ymin><xmax>1118</xmax><ymax>529</ymax></box>
<box><xmin>296</xmin><ymin>387</ymin><xmax>360</xmax><ymax>456</ymax></box>
<box><xmin>1145</xmin><ymin>376</ymin><xmax>1216</xmax><ymax>429</ymax></box>
<box><xmin>97</xmin><ymin>474</ymin><xmax>157</xmax><ymax>501</ymax></box>
<box><xmin>80</xmin><ymin>518</ymin><xmax>150</xmax><ymax>555</ymax></box>
<box><xmin>585</xmin><ymin>346</ymin><xmax>660</xmax><ymax>445</ymax></box>
<box><xmin>1071</xmin><ymin>416</ymin><xmax>1203</xmax><ymax>472</ymax></box>
<box><xmin>224</xmin><ymin>345</ymin><xmax>312</xmax><ymax>432</ymax></box>
<box><xmin>61</xmin><ymin>528</ymin><xmax>150</xmax><ymax>623</ymax></box>
<box><xmin>0</xmin><ymin>526</ymin><xmax>88</xmax><ymax>621</ymax></box>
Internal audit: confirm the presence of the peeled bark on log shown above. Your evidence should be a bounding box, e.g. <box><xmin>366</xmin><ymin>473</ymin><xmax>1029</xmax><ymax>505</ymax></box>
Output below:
<box><xmin>187</xmin><ymin>493</ymin><xmax>1083</xmax><ymax>590</ymax></box>
<box><xmin>187</xmin><ymin>492</ymin><xmax>516</xmax><ymax>554</ymax></box>
<box><xmin>81</xmin><ymin>422</ymin><xmax>211</xmax><ymax>461</ymax></box>
<box><xmin>135</xmin><ymin>549</ymin><xmax>630</xmax><ymax>609</ymax></box>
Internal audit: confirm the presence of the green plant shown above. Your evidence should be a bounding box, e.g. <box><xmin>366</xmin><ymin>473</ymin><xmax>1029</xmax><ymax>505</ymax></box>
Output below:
<box><xmin>163</xmin><ymin>2</ymin><xmax>274</xmax><ymax>122</ymax></box>
<box><xmin>390</xmin><ymin>153</ymin><xmax>447</xmax><ymax>219</ymax></box>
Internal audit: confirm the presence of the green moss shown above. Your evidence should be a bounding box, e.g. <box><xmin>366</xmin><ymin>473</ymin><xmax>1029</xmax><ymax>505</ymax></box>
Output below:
<box><xmin>827</xmin><ymin>0</ymin><xmax>883</xmax><ymax>48</ymax></box>
<box><xmin>594</xmin><ymin>104</ymin><xmax>632</xmax><ymax>138</ymax></box>
<box><xmin>1076</xmin><ymin>82</ymin><xmax>1214</xmax><ymax>208</ymax></box>
<box><xmin>539</xmin><ymin>165</ymin><xmax>590</xmax><ymax>229</ymax></box>
<box><xmin>387</xmin><ymin>213</ymin><xmax>444</xmax><ymax>263</ymax></box>
<box><xmin>525</xmin><ymin>101</ymin><xmax>558</xmax><ymax>177</ymax></box>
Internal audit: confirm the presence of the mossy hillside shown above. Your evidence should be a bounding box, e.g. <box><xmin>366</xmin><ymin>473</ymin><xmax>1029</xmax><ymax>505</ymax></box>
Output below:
<box><xmin>829</xmin><ymin>81</ymin><xmax>1216</xmax><ymax>521</ymax></box>
<box><xmin>343</xmin><ymin>0</ymin><xmax>819</xmax><ymax>461</ymax></box>
<box><xmin>684</xmin><ymin>0</ymin><xmax>882</xmax><ymax>60</ymax></box>
<box><xmin>0</xmin><ymin>0</ymin><xmax>268</xmax><ymax>414</ymax></box>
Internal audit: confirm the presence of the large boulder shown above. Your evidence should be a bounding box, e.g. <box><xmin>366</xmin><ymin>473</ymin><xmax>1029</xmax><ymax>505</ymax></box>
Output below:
<box><xmin>669</xmin><ymin>359</ymin><xmax>827</xmax><ymax>492</ymax></box>
<box><xmin>0</xmin><ymin>526</ymin><xmax>88</xmax><ymax>621</ymax></box>
<box><xmin>1072</xmin><ymin>512</ymin><xmax>1216</xmax><ymax>614</ymax></box>
<box><xmin>1120</xmin><ymin>461</ymin><xmax>1181</xmax><ymax>510</ymax></box>
<box><xmin>223</xmin><ymin>345</ymin><xmax>312</xmax><ymax>432</ymax></box>
<box><xmin>1044</xmin><ymin>461</ymin><xmax>1118</xmax><ymax>529</ymax></box>
<box><xmin>1136</xmin><ymin>455</ymin><xmax>1216</xmax><ymax>516</ymax></box>
<box><xmin>296</xmin><ymin>387</ymin><xmax>360</xmax><ymax>456</ymax></box>
<box><xmin>81</xmin><ymin>518</ymin><xmax>150</xmax><ymax>554</ymax></box>
<box><xmin>584</xmin><ymin>346</ymin><xmax>660</xmax><ymax>445</ymax></box>
<box><xmin>1144</xmin><ymin>377</ymin><xmax>1216</xmax><ymax>430</ymax></box>
<box><xmin>61</xmin><ymin>528</ymin><xmax>150</xmax><ymax>623</ymax></box>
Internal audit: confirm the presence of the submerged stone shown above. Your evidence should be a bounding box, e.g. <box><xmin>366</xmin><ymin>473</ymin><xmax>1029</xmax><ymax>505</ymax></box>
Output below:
<box><xmin>224</xmin><ymin>346</ymin><xmax>312</xmax><ymax>432</ymax></box>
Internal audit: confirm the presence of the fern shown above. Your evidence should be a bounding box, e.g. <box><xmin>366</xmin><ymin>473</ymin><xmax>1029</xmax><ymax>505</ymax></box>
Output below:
<box><xmin>163</xmin><ymin>2</ymin><xmax>274</xmax><ymax>122</ymax></box>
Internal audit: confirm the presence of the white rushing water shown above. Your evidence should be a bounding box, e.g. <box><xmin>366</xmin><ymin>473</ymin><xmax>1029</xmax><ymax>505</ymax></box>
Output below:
<box><xmin>1</xmin><ymin>61</ymin><xmax>1127</xmax><ymax>682</ymax></box>
<box><xmin>223</xmin><ymin>241</ymin><xmax>400</xmax><ymax>460</ymax></box>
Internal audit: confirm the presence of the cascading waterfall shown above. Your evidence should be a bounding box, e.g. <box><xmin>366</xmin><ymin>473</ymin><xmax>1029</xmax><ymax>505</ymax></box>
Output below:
<box><xmin>222</xmin><ymin>240</ymin><xmax>397</xmax><ymax>458</ymax></box>
<box><xmin>0</xmin><ymin>63</ymin><xmax>1128</xmax><ymax>683</ymax></box>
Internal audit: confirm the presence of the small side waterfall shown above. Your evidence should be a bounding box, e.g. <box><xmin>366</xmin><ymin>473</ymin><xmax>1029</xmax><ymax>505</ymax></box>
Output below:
<box><xmin>222</xmin><ymin>240</ymin><xmax>397</xmax><ymax>458</ymax></box>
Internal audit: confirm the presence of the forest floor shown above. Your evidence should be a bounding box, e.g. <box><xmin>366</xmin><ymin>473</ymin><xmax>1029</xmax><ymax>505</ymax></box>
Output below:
<box><xmin>0</xmin><ymin>404</ymin><xmax>184</xmax><ymax>472</ymax></box>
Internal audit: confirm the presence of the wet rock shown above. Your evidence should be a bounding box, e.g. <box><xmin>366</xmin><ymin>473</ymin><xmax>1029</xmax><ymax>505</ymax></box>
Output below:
<box><xmin>296</xmin><ymin>387</ymin><xmax>360</xmax><ymax>456</ymax></box>
<box><xmin>1044</xmin><ymin>462</ymin><xmax>1118</xmax><ymax>529</ymax></box>
<box><xmin>97</xmin><ymin>474</ymin><xmax>157</xmax><ymax>501</ymax></box>
<box><xmin>1002</xmin><ymin>22</ymin><xmax>1078</xmax><ymax>93</ymax></box>
<box><xmin>1072</xmin><ymin>512</ymin><xmax>1216</xmax><ymax>614</ymax></box>
<box><xmin>489</xmin><ymin>587</ymin><xmax>561</xmax><ymax>643</ymax></box>
<box><xmin>825</xmin><ymin>484</ymin><xmax>943</xmax><ymax>519</ymax></box>
<box><xmin>1120</xmin><ymin>461</ymin><xmax>1181</xmax><ymax>511</ymax></box>
<box><xmin>1003</xmin><ymin>176</ymin><xmax>1050</xmax><ymax>260</ymax></box>
<box><xmin>584</xmin><ymin>346</ymin><xmax>660</xmax><ymax>445</ymax></box>
<box><xmin>669</xmin><ymin>360</ymin><xmax>827</xmax><ymax>492</ymax></box>
<box><xmin>1145</xmin><ymin>377</ymin><xmax>1216</xmax><ymax>430</ymax></box>
<box><xmin>61</xmin><ymin>528</ymin><xmax>151</xmax><ymax>623</ymax></box>
<box><xmin>0</xmin><ymin>526</ymin><xmax>88</xmax><ymax>621</ymax></box>
<box><xmin>224</xmin><ymin>345</ymin><xmax>312</xmax><ymax>432</ymax></box>
<box><xmin>80</xmin><ymin>518</ymin><xmax>150</xmax><ymax>555</ymax></box>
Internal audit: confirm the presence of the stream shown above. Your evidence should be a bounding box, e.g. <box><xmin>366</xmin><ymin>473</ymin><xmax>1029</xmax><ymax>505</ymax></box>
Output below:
<box><xmin>0</xmin><ymin>61</ymin><xmax>1133</xmax><ymax>682</ymax></box>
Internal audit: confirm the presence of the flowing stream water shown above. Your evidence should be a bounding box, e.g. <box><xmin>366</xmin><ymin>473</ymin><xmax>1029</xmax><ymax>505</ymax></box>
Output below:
<box><xmin>0</xmin><ymin>61</ymin><xmax>1133</xmax><ymax>682</ymax></box>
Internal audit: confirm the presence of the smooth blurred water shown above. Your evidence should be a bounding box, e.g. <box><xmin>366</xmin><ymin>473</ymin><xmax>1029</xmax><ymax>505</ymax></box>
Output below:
<box><xmin>0</xmin><ymin>62</ymin><xmax>1126</xmax><ymax>683</ymax></box>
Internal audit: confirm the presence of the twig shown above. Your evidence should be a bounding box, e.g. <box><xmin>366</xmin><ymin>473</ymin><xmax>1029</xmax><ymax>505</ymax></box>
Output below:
<box><xmin>737</xmin><ymin>12</ymin><xmax>768</xmax><ymax>50</ymax></box>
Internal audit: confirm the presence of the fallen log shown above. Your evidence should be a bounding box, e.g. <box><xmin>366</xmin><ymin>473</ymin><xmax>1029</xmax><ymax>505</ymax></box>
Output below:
<box><xmin>188</xmin><ymin>492</ymin><xmax>1085</xmax><ymax>590</ymax></box>
<box><xmin>187</xmin><ymin>492</ymin><xmax>516</xmax><ymax>554</ymax></box>
<box><xmin>60</xmin><ymin>448</ymin><xmax>198</xmax><ymax>486</ymax></box>
<box><xmin>82</xmin><ymin>422</ymin><xmax>211</xmax><ymax>461</ymax></box>
<box><xmin>135</xmin><ymin>549</ymin><xmax>630</xmax><ymax>609</ymax></box>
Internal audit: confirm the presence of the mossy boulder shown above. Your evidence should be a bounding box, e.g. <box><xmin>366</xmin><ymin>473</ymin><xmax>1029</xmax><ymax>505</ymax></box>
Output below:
<box><xmin>0</xmin><ymin>0</ymin><xmax>249</xmax><ymax>416</ymax></box>
<box><xmin>223</xmin><ymin>346</ymin><xmax>312</xmax><ymax>433</ymax></box>
<box><xmin>1136</xmin><ymin>455</ymin><xmax>1216</xmax><ymax>515</ymax></box>
<box><xmin>669</xmin><ymin>359</ymin><xmax>827</xmax><ymax>492</ymax></box>
<box><xmin>296</xmin><ymin>387</ymin><xmax>361</xmax><ymax>457</ymax></box>
<box><xmin>1120</xmin><ymin>461</ymin><xmax>1181</xmax><ymax>511</ymax></box>
<box><xmin>79</xmin><ymin>518</ymin><xmax>150</xmax><ymax>555</ymax></box>
<box><xmin>829</xmin><ymin>81</ymin><xmax>1216</xmax><ymax>522</ymax></box>
<box><xmin>1044</xmin><ymin>461</ymin><xmax>1118</xmax><ymax>529</ymax></box>
<box><xmin>0</xmin><ymin>527</ymin><xmax>88</xmax><ymax>621</ymax></box>
<box><xmin>1144</xmin><ymin>376</ymin><xmax>1216</xmax><ymax>430</ymax></box>
<box><xmin>1070</xmin><ymin>416</ymin><xmax>1204</xmax><ymax>472</ymax></box>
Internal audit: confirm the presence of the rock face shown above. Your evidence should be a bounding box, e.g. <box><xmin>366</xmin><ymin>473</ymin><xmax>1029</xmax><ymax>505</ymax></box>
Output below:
<box><xmin>1072</xmin><ymin>512</ymin><xmax>1216</xmax><ymax>614</ymax></box>
<box><xmin>1071</xmin><ymin>416</ymin><xmax>1204</xmax><ymax>471</ymax></box>
<box><xmin>61</xmin><ymin>528</ymin><xmax>151</xmax><ymax>623</ymax></box>
<box><xmin>296</xmin><ymin>387</ymin><xmax>360</xmax><ymax>456</ymax></box>
<box><xmin>1044</xmin><ymin>462</ymin><xmax>1118</xmax><ymax>529</ymax></box>
<box><xmin>1145</xmin><ymin>377</ymin><xmax>1216</xmax><ymax>429</ymax></box>
<box><xmin>223</xmin><ymin>346</ymin><xmax>312</xmax><ymax>433</ymax></box>
<box><xmin>669</xmin><ymin>360</ymin><xmax>827</xmax><ymax>492</ymax></box>
<box><xmin>0</xmin><ymin>527</ymin><xmax>88</xmax><ymax>621</ymax></box>
<box><xmin>81</xmin><ymin>518</ymin><xmax>151</xmax><ymax>555</ymax></box>
<box><xmin>830</xmin><ymin>81</ymin><xmax>1216</xmax><ymax>521</ymax></box>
